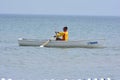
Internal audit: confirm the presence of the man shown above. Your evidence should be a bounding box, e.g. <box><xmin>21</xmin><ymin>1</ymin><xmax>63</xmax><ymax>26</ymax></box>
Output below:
<box><xmin>54</xmin><ymin>26</ymin><xmax>68</xmax><ymax>41</ymax></box>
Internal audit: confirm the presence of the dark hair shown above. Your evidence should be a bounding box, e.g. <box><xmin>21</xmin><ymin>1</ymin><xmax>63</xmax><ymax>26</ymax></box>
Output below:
<box><xmin>64</xmin><ymin>26</ymin><xmax>68</xmax><ymax>30</ymax></box>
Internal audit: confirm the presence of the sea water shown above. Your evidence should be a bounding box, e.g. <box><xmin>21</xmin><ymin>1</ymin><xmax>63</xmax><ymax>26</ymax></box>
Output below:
<box><xmin>0</xmin><ymin>14</ymin><xmax>120</xmax><ymax>80</ymax></box>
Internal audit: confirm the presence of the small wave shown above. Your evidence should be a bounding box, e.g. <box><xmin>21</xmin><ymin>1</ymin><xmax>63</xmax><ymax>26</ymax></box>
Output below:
<box><xmin>108</xmin><ymin>46</ymin><xmax>120</xmax><ymax>51</ymax></box>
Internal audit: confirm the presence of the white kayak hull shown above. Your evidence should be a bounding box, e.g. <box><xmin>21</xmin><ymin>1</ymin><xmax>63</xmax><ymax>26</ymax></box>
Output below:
<box><xmin>18</xmin><ymin>38</ymin><xmax>105</xmax><ymax>48</ymax></box>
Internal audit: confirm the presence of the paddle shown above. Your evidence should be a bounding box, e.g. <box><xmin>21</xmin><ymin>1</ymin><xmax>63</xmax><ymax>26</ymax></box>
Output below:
<box><xmin>40</xmin><ymin>37</ymin><xmax>53</xmax><ymax>47</ymax></box>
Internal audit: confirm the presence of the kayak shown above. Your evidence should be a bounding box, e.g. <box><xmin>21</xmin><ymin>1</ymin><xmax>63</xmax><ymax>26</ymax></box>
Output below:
<box><xmin>18</xmin><ymin>38</ymin><xmax>105</xmax><ymax>48</ymax></box>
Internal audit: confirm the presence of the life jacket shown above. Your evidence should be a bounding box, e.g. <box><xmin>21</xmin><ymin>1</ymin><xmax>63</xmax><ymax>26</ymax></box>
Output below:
<box><xmin>56</xmin><ymin>31</ymin><xmax>68</xmax><ymax>41</ymax></box>
<box><xmin>62</xmin><ymin>31</ymin><xmax>68</xmax><ymax>41</ymax></box>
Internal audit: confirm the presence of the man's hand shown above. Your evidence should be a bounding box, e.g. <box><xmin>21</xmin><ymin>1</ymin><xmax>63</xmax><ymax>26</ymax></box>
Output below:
<box><xmin>55</xmin><ymin>32</ymin><xmax>59</xmax><ymax>34</ymax></box>
<box><xmin>53</xmin><ymin>35</ymin><xmax>56</xmax><ymax>38</ymax></box>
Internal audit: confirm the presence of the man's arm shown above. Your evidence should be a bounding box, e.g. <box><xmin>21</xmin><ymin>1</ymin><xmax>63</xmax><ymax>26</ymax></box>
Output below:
<box><xmin>56</xmin><ymin>32</ymin><xmax>64</xmax><ymax>37</ymax></box>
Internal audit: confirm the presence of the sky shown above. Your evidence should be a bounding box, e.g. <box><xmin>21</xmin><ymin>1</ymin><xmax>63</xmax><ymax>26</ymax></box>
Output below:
<box><xmin>0</xmin><ymin>0</ymin><xmax>120</xmax><ymax>16</ymax></box>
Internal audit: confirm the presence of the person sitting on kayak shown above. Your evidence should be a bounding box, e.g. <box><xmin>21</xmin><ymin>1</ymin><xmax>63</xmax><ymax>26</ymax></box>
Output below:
<box><xmin>54</xmin><ymin>26</ymin><xmax>68</xmax><ymax>41</ymax></box>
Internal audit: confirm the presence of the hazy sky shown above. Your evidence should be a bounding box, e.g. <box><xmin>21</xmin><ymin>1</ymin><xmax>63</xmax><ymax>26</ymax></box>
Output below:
<box><xmin>0</xmin><ymin>0</ymin><xmax>120</xmax><ymax>16</ymax></box>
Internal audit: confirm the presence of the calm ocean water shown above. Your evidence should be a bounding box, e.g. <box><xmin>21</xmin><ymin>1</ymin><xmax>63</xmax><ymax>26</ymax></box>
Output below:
<box><xmin>0</xmin><ymin>14</ymin><xmax>120</xmax><ymax>80</ymax></box>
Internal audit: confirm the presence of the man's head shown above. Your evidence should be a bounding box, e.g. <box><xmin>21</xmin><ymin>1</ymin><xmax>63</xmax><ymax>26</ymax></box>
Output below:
<box><xmin>63</xmin><ymin>26</ymin><xmax>68</xmax><ymax>32</ymax></box>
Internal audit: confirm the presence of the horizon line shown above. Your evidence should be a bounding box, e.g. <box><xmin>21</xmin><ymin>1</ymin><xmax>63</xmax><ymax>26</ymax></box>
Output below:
<box><xmin>0</xmin><ymin>13</ymin><xmax>120</xmax><ymax>17</ymax></box>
